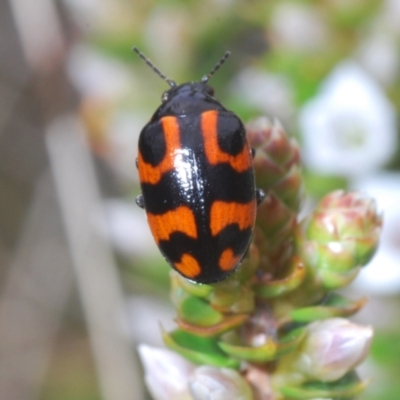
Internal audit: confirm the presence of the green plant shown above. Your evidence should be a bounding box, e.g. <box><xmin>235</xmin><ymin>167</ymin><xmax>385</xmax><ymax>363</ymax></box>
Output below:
<box><xmin>139</xmin><ymin>117</ymin><xmax>381</xmax><ymax>400</ymax></box>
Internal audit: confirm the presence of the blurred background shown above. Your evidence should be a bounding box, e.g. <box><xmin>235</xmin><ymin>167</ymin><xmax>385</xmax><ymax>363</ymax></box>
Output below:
<box><xmin>0</xmin><ymin>0</ymin><xmax>399</xmax><ymax>399</ymax></box>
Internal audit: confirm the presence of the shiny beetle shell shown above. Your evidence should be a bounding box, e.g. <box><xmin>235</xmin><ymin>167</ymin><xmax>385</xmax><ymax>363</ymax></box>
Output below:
<box><xmin>137</xmin><ymin>81</ymin><xmax>257</xmax><ymax>284</ymax></box>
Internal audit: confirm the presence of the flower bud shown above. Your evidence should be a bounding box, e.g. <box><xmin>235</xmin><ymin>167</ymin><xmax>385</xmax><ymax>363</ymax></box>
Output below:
<box><xmin>246</xmin><ymin>117</ymin><xmax>302</xmax><ymax>275</ymax></box>
<box><xmin>138</xmin><ymin>344</ymin><xmax>194</xmax><ymax>400</ymax></box>
<box><xmin>189</xmin><ymin>366</ymin><xmax>253</xmax><ymax>400</ymax></box>
<box><xmin>294</xmin><ymin>318</ymin><xmax>373</xmax><ymax>382</ymax></box>
<box><xmin>297</xmin><ymin>190</ymin><xmax>382</xmax><ymax>288</ymax></box>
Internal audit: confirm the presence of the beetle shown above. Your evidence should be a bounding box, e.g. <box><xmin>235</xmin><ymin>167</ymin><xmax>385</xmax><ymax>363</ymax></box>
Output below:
<box><xmin>134</xmin><ymin>47</ymin><xmax>264</xmax><ymax>284</ymax></box>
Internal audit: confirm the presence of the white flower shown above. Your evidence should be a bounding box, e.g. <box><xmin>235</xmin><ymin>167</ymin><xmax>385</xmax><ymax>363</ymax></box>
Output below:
<box><xmin>270</xmin><ymin>2</ymin><xmax>328</xmax><ymax>51</ymax></box>
<box><xmin>138</xmin><ymin>345</ymin><xmax>195</xmax><ymax>400</ymax></box>
<box><xmin>232</xmin><ymin>67</ymin><xmax>295</xmax><ymax>124</ymax></box>
<box><xmin>299</xmin><ymin>61</ymin><xmax>397</xmax><ymax>177</ymax></box>
<box><xmin>138</xmin><ymin>347</ymin><xmax>255</xmax><ymax>400</ymax></box>
<box><xmin>189</xmin><ymin>366</ymin><xmax>253</xmax><ymax>400</ymax></box>
<box><xmin>295</xmin><ymin>318</ymin><xmax>373</xmax><ymax>382</ymax></box>
<box><xmin>352</xmin><ymin>172</ymin><xmax>400</xmax><ymax>295</ymax></box>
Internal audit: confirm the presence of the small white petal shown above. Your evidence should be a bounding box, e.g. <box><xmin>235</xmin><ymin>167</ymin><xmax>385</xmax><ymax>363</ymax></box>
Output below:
<box><xmin>189</xmin><ymin>366</ymin><xmax>253</xmax><ymax>400</ymax></box>
<box><xmin>298</xmin><ymin>318</ymin><xmax>373</xmax><ymax>381</ymax></box>
<box><xmin>138</xmin><ymin>345</ymin><xmax>195</xmax><ymax>400</ymax></box>
<box><xmin>300</xmin><ymin>61</ymin><xmax>397</xmax><ymax>177</ymax></box>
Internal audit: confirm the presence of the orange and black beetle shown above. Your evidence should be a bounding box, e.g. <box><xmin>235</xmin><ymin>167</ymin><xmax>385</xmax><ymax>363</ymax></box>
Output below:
<box><xmin>134</xmin><ymin>48</ymin><xmax>264</xmax><ymax>284</ymax></box>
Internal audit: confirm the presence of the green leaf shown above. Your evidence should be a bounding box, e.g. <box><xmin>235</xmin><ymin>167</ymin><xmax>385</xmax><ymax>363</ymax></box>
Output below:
<box><xmin>280</xmin><ymin>371</ymin><xmax>368</xmax><ymax>399</ymax></box>
<box><xmin>171</xmin><ymin>271</ymin><xmax>213</xmax><ymax>298</ymax></box>
<box><xmin>163</xmin><ymin>329</ymin><xmax>239</xmax><ymax>369</ymax></box>
<box><xmin>179</xmin><ymin>295</ymin><xmax>224</xmax><ymax>327</ymax></box>
<box><xmin>177</xmin><ymin>314</ymin><xmax>248</xmax><ymax>338</ymax></box>
<box><xmin>318</xmin><ymin>267</ymin><xmax>360</xmax><ymax>290</ymax></box>
<box><xmin>290</xmin><ymin>293</ymin><xmax>367</xmax><ymax>323</ymax></box>
<box><xmin>218</xmin><ymin>327</ymin><xmax>305</xmax><ymax>362</ymax></box>
<box><xmin>255</xmin><ymin>257</ymin><xmax>305</xmax><ymax>298</ymax></box>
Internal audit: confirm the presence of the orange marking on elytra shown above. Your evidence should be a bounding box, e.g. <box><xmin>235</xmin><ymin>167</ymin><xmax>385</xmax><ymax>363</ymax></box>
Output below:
<box><xmin>147</xmin><ymin>206</ymin><xmax>197</xmax><ymax>244</ymax></box>
<box><xmin>174</xmin><ymin>253</ymin><xmax>201</xmax><ymax>278</ymax></box>
<box><xmin>201</xmin><ymin>110</ymin><xmax>251</xmax><ymax>172</ymax></box>
<box><xmin>138</xmin><ymin>116</ymin><xmax>181</xmax><ymax>184</ymax></box>
<box><xmin>219</xmin><ymin>248</ymin><xmax>240</xmax><ymax>272</ymax></box>
<box><xmin>210</xmin><ymin>201</ymin><xmax>256</xmax><ymax>236</ymax></box>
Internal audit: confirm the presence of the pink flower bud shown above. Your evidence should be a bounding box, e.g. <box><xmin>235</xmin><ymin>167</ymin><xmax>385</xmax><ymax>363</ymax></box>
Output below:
<box><xmin>189</xmin><ymin>366</ymin><xmax>253</xmax><ymax>400</ymax></box>
<box><xmin>298</xmin><ymin>190</ymin><xmax>382</xmax><ymax>288</ymax></box>
<box><xmin>296</xmin><ymin>318</ymin><xmax>373</xmax><ymax>381</ymax></box>
<box><xmin>138</xmin><ymin>344</ymin><xmax>194</xmax><ymax>400</ymax></box>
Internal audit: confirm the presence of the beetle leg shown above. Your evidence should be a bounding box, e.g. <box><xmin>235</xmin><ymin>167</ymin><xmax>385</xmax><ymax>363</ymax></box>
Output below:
<box><xmin>135</xmin><ymin>157</ymin><xmax>138</xmax><ymax>168</ymax></box>
<box><xmin>256</xmin><ymin>189</ymin><xmax>265</xmax><ymax>205</ymax></box>
<box><xmin>251</xmin><ymin>148</ymin><xmax>256</xmax><ymax>158</ymax></box>
<box><xmin>135</xmin><ymin>194</ymin><xmax>145</xmax><ymax>209</ymax></box>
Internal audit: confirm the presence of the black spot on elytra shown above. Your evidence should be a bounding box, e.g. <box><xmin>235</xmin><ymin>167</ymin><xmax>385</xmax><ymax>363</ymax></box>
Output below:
<box><xmin>217</xmin><ymin>113</ymin><xmax>246</xmax><ymax>156</ymax></box>
<box><xmin>139</xmin><ymin>120</ymin><xmax>167</xmax><ymax>166</ymax></box>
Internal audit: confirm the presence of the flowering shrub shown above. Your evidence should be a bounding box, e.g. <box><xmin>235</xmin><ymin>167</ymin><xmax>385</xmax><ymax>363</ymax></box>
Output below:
<box><xmin>139</xmin><ymin>118</ymin><xmax>381</xmax><ymax>400</ymax></box>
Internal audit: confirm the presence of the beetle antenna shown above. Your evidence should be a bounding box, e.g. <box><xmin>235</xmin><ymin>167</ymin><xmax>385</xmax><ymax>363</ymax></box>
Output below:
<box><xmin>132</xmin><ymin>47</ymin><xmax>176</xmax><ymax>87</ymax></box>
<box><xmin>201</xmin><ymin>51</ymin><xmax>231</xmax><ymax>83</ymax></box>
